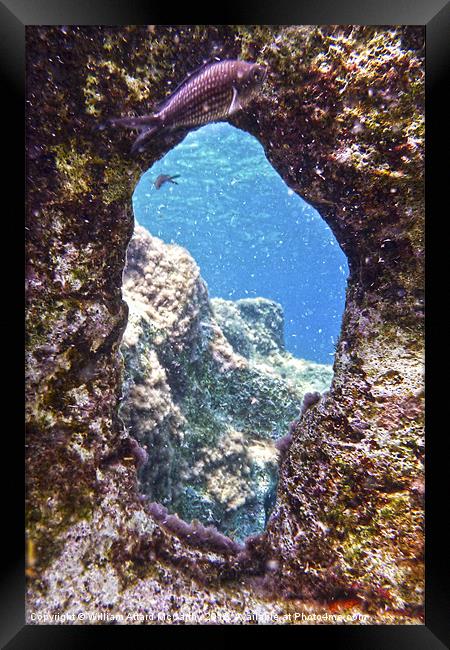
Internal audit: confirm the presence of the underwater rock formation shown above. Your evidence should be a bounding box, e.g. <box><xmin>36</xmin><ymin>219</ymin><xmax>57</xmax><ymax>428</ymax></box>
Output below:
<box><xmin>213</xmin><ymin>297</ymin><xmax>334</xmax><ymax>393</ymax></box>
<box><xmin>120</xmin><ymin>224</ymin><xmax>331</xmax><ymax>541</ymax></box>
<box><xmin>26</xmin><ymin>25</ymin><xmax>424</xmax><ymax>623</ymax></box>
<box><xmin>212</xmin><ymin>297</ymin><xmax>285</xmax><ymax>357</ymax></box>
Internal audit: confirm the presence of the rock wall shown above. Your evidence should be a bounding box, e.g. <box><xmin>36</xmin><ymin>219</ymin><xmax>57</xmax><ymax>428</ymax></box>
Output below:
<box><xmin>26</xmin><ymin>25</ymin><xmax>424</xmax><ymax>623</ymax></box>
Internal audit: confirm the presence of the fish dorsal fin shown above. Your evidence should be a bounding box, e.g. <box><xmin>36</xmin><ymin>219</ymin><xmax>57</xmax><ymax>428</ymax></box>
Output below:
<box><xmin>155</xmin><ymin>59</ymin><xmax>220</xmax><ymax>112</ymax></box>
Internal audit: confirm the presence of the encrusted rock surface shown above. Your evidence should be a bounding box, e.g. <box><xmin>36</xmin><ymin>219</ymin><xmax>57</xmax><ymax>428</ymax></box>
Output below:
<box><xmin>120</xmin><ymin>224</ymin><xmax>331</xmax><ymax>542</ymax></box>
<box><xmin>212</xmin><ymin>297</ymin><xmax>286</xmax><ymax>357</ymax></box>
<box><xmin>26</xmin><ymin>25</ymin><xmax>424</xmax><ymax>623</ymax></box>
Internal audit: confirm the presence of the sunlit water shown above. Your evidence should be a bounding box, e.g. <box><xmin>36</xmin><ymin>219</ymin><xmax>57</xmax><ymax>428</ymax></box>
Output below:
<box><xmin>132</xmin><ymin>123</ymin><xmax>348</xmax><ymax>364</ymax></box>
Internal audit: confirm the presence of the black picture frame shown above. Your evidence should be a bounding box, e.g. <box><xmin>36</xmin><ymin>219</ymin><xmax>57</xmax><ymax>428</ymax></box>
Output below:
<box><xmin>4</xmin><ymin>0</ymin><xmax>448</xmax><ymax>647</ymax></box>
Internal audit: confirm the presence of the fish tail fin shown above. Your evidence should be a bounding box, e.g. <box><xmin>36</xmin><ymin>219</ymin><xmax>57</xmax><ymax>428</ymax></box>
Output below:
<box><xmin>109</xmin><ymin>114</ymin><xmax>161</xmax><ymax>154</ymax></box>
<box><xmin>169</xmin><ymin>174</ymin><xmax>180</xmax><ymax>184</ymax></box>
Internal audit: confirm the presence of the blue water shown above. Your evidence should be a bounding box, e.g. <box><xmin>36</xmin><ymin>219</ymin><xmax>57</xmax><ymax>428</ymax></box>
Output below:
<box><xmin>132</xmin><ymin>123</ymin><xmax>348</xmax><ymax>364</ymax></box>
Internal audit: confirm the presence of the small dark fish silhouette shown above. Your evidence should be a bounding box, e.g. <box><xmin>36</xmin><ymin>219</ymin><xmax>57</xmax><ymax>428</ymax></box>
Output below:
<box><xmin>154</xmin><ymin>174</ymin><xmax>180</xmax><ymax>189</ymax></box>
<box><xmin>110</xmin><ymin>59</ymin><xmax>267</xmax><ymax>154</ymax></box>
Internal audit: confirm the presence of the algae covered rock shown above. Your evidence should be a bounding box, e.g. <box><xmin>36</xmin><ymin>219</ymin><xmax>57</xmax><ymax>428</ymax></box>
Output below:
<box><xmin>212</xmin><ymin>297</ymin><xmax>285</xmax><ymax>357</ymax></box>
<box><xmin>212</xmin><ymin>296</ymin><xmax>333</xmax><ymax>394</ymax></box>
<box><xmin>26</xmin><ymin>25</ymin><xmax>424</xmax><ymax>623</ymax></box>
<box><xmin>120</xmin><ymin>223</ymin><xmax>331</xmax><ymax>541</ymax></box>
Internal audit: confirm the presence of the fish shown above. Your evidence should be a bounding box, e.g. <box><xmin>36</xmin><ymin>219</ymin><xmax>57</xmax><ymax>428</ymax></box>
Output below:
<box><xmin>154</xmin><ymin>174</ymin><xmax>180</xmax><ymax>189</ymax></box>
<box><xmin>110</xmin><ymin>59</ymin><xmax>267</xmax><ymax>154</ymax></box>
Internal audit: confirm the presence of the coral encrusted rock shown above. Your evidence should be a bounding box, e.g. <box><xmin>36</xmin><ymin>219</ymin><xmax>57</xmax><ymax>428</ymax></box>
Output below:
<box><xmin>26</xmin><ymin>25</ymin><xmax>424</xmax><ymax>624</ymax></box>
<box><xmin>120</xmin><ymin>224</ymin><xmax>331</xmax><ymax>542</ymax></box>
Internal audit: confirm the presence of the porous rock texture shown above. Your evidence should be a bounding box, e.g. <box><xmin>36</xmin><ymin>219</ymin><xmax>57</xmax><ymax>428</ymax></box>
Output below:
<box><xmin>26</xmin><ymin>25</ymin><xmax>424</xmax><ymax>623</ymax></box>
<box><xmin>120</xmin><ymin>224</ymin><xmax>331</xmax><ymax>542</ymax></box>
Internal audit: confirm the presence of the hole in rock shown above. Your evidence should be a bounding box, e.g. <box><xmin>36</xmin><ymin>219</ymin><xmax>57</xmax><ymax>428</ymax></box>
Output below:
<box><xmin>119</xmin><ymin>123</ymin><xmax>349</xmax><ymax>544</ymax></box>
